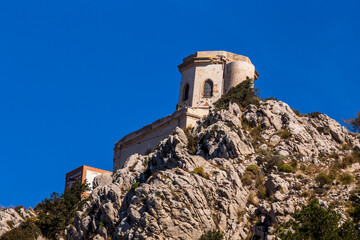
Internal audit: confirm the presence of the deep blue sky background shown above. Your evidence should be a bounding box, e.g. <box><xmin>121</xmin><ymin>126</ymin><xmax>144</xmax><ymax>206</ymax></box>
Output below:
<box><xmin>1</xmin><ymin>0</ymin><xmax>359</xmax><ymax>208</ymax></box>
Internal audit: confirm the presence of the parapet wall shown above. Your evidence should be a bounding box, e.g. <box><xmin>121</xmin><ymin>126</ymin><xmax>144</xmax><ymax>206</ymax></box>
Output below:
<box><xmin>113</xmin><ymin>107</ymin><xmax>208</xmax><ymax>171</ymax></box>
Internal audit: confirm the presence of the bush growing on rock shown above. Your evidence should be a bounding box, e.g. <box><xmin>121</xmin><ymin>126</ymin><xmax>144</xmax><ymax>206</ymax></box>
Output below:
<box><xmin>131</xmin><ymin>182</ymin><xmax>140</xmax><ymax>189</ymax></box>
<box><xmin>339</xmin><ymin>172</ymin><xmax>354</xmax><ymax>185</ymax></box>
<box><xmin>305</xmin><ymin>112</ymin><xmax>321</xmax><ymax>118</ymax></box>
<box><xmin>279</xmin><ymin>164</ymin><xmax>293</xmax><ymax>173</ymax></box>
<box><xmin>317</xmin><ymin>126</ymin><xmax>331</xmax><ymax>135</ymax></box>
<box><xmin>315</xmin><ymin>173</ymin><xmax>333</xmax><ymax>187</ymax></box>
<box><xmin>246</xmin><ymin>164</ymin><xmax>259</xmax><ymax>174</ymax></box>
<box><xmin>348</xmin><ymin>191</ymin><xmax>360</xmax><ymax>223</ymax></box>
<box><xmin>344</xmin><ymin>112</ymin><xmax>360</xmax><ymax>133</ymax></box>
<box><xmin>0</xmin><ymin>219</ymin><xmax>40</xmax><ymax>240</ymax></box>
<box><xmin>341</xmin><ymin>150</ymin><xmax>360</xmax><ymax>168</ymax></box>
<box><xmin>241</xmin><ymin>172</ymin><xmax>253</xmax><ymax>186</ymax></box>
<box><xmin>214</xmin><ymin>79</ymin><xmax>260</xmax><ymax>110</ymax></box>
<box><xmin>184</xmin><ymin>127</ymin><xmax>198</xmax><ymax>155</ymax></box>
<box><xmin>279</xmin><ymin>199</ymin><xmax>359</xmax><ymax>240</ymax></box>
<box><xmin>263</xmin><ymin>155</ymin><xmax>285</xmax><ymax>174</ymax></box>
<box><xmin>192</xmin><ymin>167</ymin><xmax>210</xmax><ymax>179</ymax></box>
<box><xmin>275</xmin><ymin>129</ymin><xmax>291</xmax><ymax>139</ymax></box>
<box><xmin>199</xmin><ymin>229</ymin><xmax>223</xmax><ymax>240</ymax></box>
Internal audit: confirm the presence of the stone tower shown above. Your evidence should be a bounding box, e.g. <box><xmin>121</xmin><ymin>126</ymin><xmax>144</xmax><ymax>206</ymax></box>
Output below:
<box><xmin>177</xmin><ymin>51</ymin><xmax>258</xmax><ymax>112</ymax></box>
<box><xmin>113</xmin><ymin>51</ymin><xmax>258</xmax><ymax>171</ymax></box>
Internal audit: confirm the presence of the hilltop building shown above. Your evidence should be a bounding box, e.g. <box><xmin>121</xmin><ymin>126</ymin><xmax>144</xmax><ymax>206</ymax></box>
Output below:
<box><xmin>113</xmin><ymin>51</ymin><xmax>258</xmax><ymax>171</ymax></box>
<box><xmin>65</xmin><ymin>165</ymin><xmax>112</xmax><ymax>195</ymax></box>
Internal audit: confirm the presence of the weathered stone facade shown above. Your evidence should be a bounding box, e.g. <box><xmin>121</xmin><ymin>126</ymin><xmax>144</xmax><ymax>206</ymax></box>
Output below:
<box><xmin>113</xmin><ymin>51</ymin><xmax>258</xmax><ymax>171</ymax></box>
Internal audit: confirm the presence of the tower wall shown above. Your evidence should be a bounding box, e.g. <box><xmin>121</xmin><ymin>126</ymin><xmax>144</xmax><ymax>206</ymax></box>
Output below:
<box><xmin>224</xmin><ymin>61</ymin><xmax>256</xmax><ymax>93</ymax></box>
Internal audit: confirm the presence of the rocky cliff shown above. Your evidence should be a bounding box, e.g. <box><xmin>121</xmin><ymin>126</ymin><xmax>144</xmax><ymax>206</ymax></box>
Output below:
<box><xmin>0</xmin><ymin>207</ymin><xmax>36</xmax><ymax>236</ymax></box>
<box><xmin>68</xmin><ymin>100</ymin><xmax>360</xmax><ymax>240</ymax></box>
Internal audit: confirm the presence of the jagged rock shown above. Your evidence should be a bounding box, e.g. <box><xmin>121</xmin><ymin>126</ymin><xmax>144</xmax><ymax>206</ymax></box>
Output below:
<box><xmin>93</xmin><ymin>173</ymin><xmax>112</xmax><ymax>189</ymax></box>
<box><xmin>265</xmin><ymin>174</ymin><xmax>290</xmax><ymax>195</ymax></box>
<box><xmin>0</xmin><ymin>207</ymin><xmax>31</xmax><ymax>237</ymax></box>
<box><xmin>68</xmin><ymin>100</ymin><xmax>360</xmax><ymax>240</ymax></box>
<box><xmin>269</xmin><ymin>135</ymin><xmax>281</xmax><ymax>145</ymax></box>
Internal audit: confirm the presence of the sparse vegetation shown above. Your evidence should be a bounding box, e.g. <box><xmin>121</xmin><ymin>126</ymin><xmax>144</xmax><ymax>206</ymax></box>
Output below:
<box><xmin>132</xmin><ymin>182</ymin><xmax>140</xmax><ymax>190</ymax></box>
<box><xmin>249</xmin><ymin>124</ymin><xmax>264</xmax><ymax>145</ymax></box>
<box><xmin>263</xmin><ymin>155</ymin><xmax>285</xmax><ymax>174</ymax></box>
<box><xmin>214</xmin><ymin>79</ymin><xmax>260</xmax><ymax>110</ymax></box>
<box><xmin>6</xmin><ymin>220</ymin><xmax>14</xmax><ymax>229</ymax></box>
<box><xmin>246</xmin><ymin>164</ymin><xmax>259</xmax><ymax>174</ymax></box>
<box><xmin>291</xmin><ymin>108</ymin><xmax>302</xmax><ymax>117</ymax></box>
<box><xmin>315</xmin><ymin>173</ymin><xmax>333</xmax><ymax>187</ymax></box>
<box><xmin>192</xmin><ymin>167</ymin><xmax>210</xmax><ymax>179</ymax></box>
<box><xmin>0</xmin><ymin>220</ymin><xmax>40</xmax><ymax>240</ymax></box>
<box><xmin>317</xmin><ymin>126</ymin><xmax>331</xmax><ymax>135</ymax></box>
<box><xmin>35</xmin><ymin>181</ymin><xmax>90</xmax><ymax>239</ymax></box>
<box><xmin>279</xmin><ymin>164</ymin><xmax>293</xmax><ymax>173</ymax></box>
<box><xmin>279</xmin><ymin>199</ymin><xmax>359</xmax><ymax>240</ymax></box>
<box><xmin>348</xmin><ymin>191</ymin><xmax>360</xmax><ymax>223</ymax></box>
<box><xmin>344</xmin><ymin>112</ymin><xmax>360</xmax><ymax>133</ymax></box>
<box><xmin>247</xmin><ymin>192</ymin><xmax>258</xmax><ymax>206</ymax></box>
<box><xmin>340</xmin><ymin>150</ymin><xmax>360</xmax><ymax>168</ymax></box>
<box><xmin>184</xmin><ymin>127</ymin><xmax>198</xmax><ymax>155</ymax></box>
<box><xmin>275</xmin><ymin>129</ymin><xmax>291</xmax><ymax>139</ymax></box>
<box><xmin>306</xmin><ymin>112</ymin><xmax>321</xmax><ymax>118</ymax></box>
<box><xmin>339</xmin><ymin>172</ymin><xmax>354</xmax><ymax>185</ymax></box>
<box><xmin>199</xmin><ymin>229</ymin><xmax>223</xmax><ymax>240</ymax></box>
<box><xmin>98</xmin><ymin>221</ymin><xmax>104</xmax><ymax>229</ymax></box>
<box><xmin>241</xmin><ymin>172</ymin><xmax>253</xmax><ymax>186</ymax></box>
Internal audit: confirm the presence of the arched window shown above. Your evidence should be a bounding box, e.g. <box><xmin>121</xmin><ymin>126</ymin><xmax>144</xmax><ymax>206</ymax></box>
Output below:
<box><xmin>183</xmin><ymin>84</ymin><xmax>189</xmax><ymax>101</ymax></box>
<box><xmin>203</xmin><ymin>80</ymin><xmax>213</xmax><ymax>97</ymax></box>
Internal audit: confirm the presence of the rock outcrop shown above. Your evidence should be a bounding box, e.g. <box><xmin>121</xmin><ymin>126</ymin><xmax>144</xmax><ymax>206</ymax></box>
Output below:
<box><xmin>0</xmin><ymin>207</ymin><xmax>36</xmax><ymax>237</ymax></box>
<box><xmin>68</xmin><ymin>100</ymin><xmax>360</xmax><ymax>240</ymax></box>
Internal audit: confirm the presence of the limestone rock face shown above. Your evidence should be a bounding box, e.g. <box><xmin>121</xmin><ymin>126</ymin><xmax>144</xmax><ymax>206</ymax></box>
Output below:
<box><xmin>0</xmin><ymin>207</ymin><xmax>34</xmax><ymax>237</ymax></box>
<box><xmin>93</xmin><ymin>173</ymin><xmax>113</xmax><ymax>189</ymax></box>
<box><xmin>68</xmin><ymin>100</ymin><xmax>360</xmax><ymax>240</ymax></box>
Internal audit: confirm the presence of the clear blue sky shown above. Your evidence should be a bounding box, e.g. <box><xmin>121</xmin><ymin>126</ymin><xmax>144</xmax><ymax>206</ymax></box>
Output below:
<box><xmin>0</xmin><ymin>0</ymin><xmax>359</xmax><ymax>208</ymax></box>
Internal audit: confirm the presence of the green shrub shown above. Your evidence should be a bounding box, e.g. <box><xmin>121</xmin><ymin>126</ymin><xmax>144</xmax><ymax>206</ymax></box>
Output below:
<box><xmin>14</xmin><ymin>205</ymin><xmax>23</xmax><ymax>214</ymax></box>
<box><xmin>184</xmin><ymin>127</ymin><xmax>198</xmax><ymax>155</ymax></box>
<box><xmin>0</xmin><ymin>220</ymin><xmax>40</xmax><ymax>240</ymax></box>
<box><xmin>342</xmin><ymin>143</ymin><xmax>353</xmax><ymax>150</ymax></box>
<box><xmin>246</xmin><ymin>164</ymin><xmax>259</xmax><ymax>174</ymax></box>
<box><xmin>291</xmin><ymin>108</ymin><xmax>302</xmax><ymax>116</ymax></box>
<box><xmin>275</xmin><ymin>129</ymin><xmax>291</xmax><ymax>139</ymax></box>
<box><xmin>35</xmin><ymin>181</ymin><xmax>89</xmax><ymax>239</ymax></box>
<box><xmin>192</xmin><ymin>167</ymin><xmax>209</xmax><ymax>179</ymax></box>
<box><xmin>6</xmin><ymin>220</ymin><xmax>14</xmax><ymax>229</ymax></box>
<box><xmin>250</xmin><ymin>125</ymin><xmax>264</xmax><ymax>144</ymax></box>
<box><xmin>344</xmin><ymin>112</ymin><xmax>360</xmax><ymax>133</ymax></box>
<box><xmin>279</xmin><ymin>199</ymin><xmax>358</xmax><ymax>240</ymax></box>
<box><xmin>279</xmin><ymin>164</ymin><xmax>293</xmax><ymax>173</ymax></box>
<box><xmin>199</xmin><ymin>230</ymin><xmax>223</xmax><ymax>240</ymax></box>
<box><xmin>132</xmin><ymin>182</ymin><xmax>140</xmax><ymax>190</ymax></box>
<box><xmin>98</xmin><ymin>221</ymin><xmax>104</xmax><ymax>229</ymax></box>
<box><xmin>257</xmin><ymin>185</ymin><xmax>267</xmax><ymax>199</ymax></box>
<box><xmin>263</xmin><ymin>155</ymin><xmax>285</xmax><ymax>174</ymax></box>
<box><xmin>329</xmin><ymin>152</ymin><xmax>339</xmax><ymax>160</ymax></box>
<box><xmin>214</xmin><ymin>79</ymin><xmax>260</xmax><ymax>110</ymax></box>
<box><xmin>348</xmin><ymin>191</ymin><xmax>360</xmax><ymax>223</ymax></box>
<box><xmin>315</xmin><ymin>173</ymin><xmax>333</xmax><ymax>187</ymax></box>
<box><xmin>339</xmin><ymin>172</ymin><xmax>354</xmax><ymax>185</ymax></box>
<box><xmin>241</xmin><ymin>172</ymin><xmax>253</xmax><ymax>186</ymax></box>
<box><xmin>306</xmin><ymin>112</ymin><xmax>321</xmax><ymax>118</ymax></box>
<box><xmin>317</xmin><ymin>126</ymin><xmax>330</xmax><ymax>135</ymax></box>
<box><xmin>338</xmin><ymin>220</ymin><xmax>359</xmax><ymax>239</ymax></box>
<box><xmin>341</xmin><ymin>151</ymin><xmax>360</xmax><ymax>168</ymax></box>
